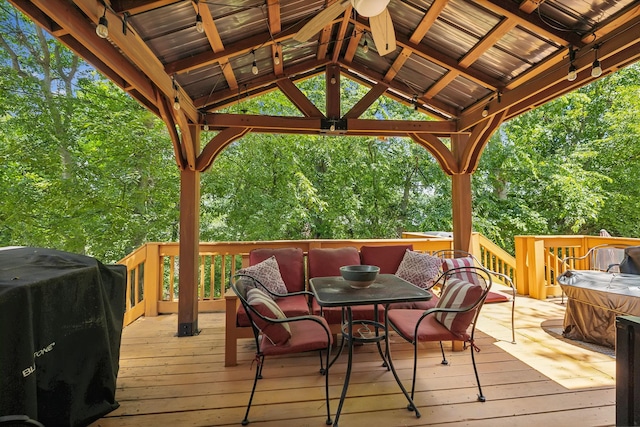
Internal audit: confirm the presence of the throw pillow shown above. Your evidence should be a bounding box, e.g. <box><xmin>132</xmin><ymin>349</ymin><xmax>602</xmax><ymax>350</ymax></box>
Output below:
<box><xmin>442</xmin><ymin>256</ymin><xmax>481</xmax><ymax>285</ymax></box>
<box><xmin>395</xmin><ymin>250</ymin><xmax>441</xmax><ymax>289</ymax></box>
<box><xmin>246</xmin><ymin>288</ymin><xmax>292</xmax><ymax>345</ymax></box>
<box><xmin>237</xmin><ymin>255</ymin><xmax>288</xmax><ymax>299</ymax></box>
<box><xmin>434</xmin><ymin>277</ymin><xmax>483</xmax><ymax>336</ymax></box>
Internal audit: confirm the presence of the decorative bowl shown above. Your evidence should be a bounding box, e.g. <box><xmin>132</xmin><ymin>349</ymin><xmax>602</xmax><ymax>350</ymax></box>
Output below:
<box><xmin>340</xmin><ymin>265</ymin><xmax>380</xmax><ymax>289</ymax></box>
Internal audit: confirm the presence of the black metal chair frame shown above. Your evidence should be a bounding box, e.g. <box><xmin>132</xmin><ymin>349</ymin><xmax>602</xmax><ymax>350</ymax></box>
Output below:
<box><xmin>230</xmin><ymin>273</ymin><xmax>333</xmax><ymax>426</ymax></box>
<box><xmin>433</xmin><ymin>249</ymin><xmax>516</xmax><ymax>344</ymax></box>
<box><xmin>387</xmin><ymin>266</ymin><xmax>492</xmax><ymax>415</ymax></box>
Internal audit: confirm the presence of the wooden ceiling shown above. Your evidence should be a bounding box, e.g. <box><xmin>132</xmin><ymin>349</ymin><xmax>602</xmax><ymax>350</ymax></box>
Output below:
<box><xmin>9</xmin><ymin>0</ymin><xmax>640</xmax><ymax>172</ymax></box>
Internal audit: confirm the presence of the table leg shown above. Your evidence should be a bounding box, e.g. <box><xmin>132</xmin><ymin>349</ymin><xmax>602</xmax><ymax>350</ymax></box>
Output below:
<box><xmin>384</xmin><ymin>306</ymin><xmax>421</xmax><ymax>418</ymax></box>
<box><xmin>333</xmin><ymin>307</ymin><xmax>354</xmax><ymax>427</ymax></box>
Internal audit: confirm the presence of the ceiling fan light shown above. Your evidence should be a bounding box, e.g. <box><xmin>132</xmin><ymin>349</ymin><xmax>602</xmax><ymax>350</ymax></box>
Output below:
<box><xmin>351</xmin><ymin>0</ymin><xmax>390</xmax><ymax>17</ymax></box>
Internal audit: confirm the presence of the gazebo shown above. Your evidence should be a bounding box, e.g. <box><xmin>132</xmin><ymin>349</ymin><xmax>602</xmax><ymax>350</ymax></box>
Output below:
<box><xmin>9</xmin><ymin>0</ymin><xmax>640</xmax><ymax>336</ymax></box>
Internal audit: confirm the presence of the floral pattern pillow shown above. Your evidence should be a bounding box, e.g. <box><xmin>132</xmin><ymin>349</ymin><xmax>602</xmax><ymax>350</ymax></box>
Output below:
<box><xmin>237</xmin><ymin>256</ymin><xmax>288</xmax><ymax>299</ymax></box>
<box><xmin>395</xmin><ymin>250</ymin><xmax>442</xmax><ymax>289</ymax></box>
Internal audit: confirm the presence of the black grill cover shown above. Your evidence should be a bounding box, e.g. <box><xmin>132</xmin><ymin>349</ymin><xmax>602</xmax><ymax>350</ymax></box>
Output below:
<box><xmin>0</xmin><ymin>247</ymin><xmax>126</xmax><ymax>426</ymax></box>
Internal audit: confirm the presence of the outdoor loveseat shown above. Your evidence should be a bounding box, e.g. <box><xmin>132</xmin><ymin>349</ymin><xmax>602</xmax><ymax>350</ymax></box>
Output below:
<box><xmin>224</xmin><ymin>243</ymin><xmax>446</xmax><ymax>366</ymax></box>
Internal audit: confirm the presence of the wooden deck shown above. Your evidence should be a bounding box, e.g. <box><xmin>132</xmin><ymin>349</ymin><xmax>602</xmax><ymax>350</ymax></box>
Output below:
<box><xmin>91</xmin><ymin>290</ymin><xmax>617</xmax><ymax>427</ymax></box>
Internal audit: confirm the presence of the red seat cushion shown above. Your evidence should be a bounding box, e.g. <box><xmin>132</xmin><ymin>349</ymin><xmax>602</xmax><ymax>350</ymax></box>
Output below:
<box><xmin>387</xmin><ymin>295</ymin><xmax>439</xmax><ymax>310</ymax></box>
<box><xmin>250</xmin><ymin>247</ymin><xmax>305</xmax><ymax>292</ymax></box>
<box><xmin>260</xmin><ymin>316</ymin><xmax>333</xmax><ymax>355</ymax></box>
<box><xmin>360</xmin><ymin>245</ymin><xmax>413</xmax><ymax>274</ymax></box>
<box><xmin>389</xmin><ymin>309</ymin><xmax>466</xmax><ymax>342</ymax></box>
<box><xmin>308</xmin><ymin>247</ymin><xmax>361</xmax><ymax>278</ymax></box>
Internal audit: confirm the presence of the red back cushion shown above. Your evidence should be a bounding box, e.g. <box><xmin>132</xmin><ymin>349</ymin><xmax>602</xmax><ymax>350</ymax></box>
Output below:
<box><xmin>308</xmin><ymin>247</ymin><xmax>361</xmax><ymax>278</ymax></box>
<box><xmin>250</xmin><ymin>248</ymin><xmax>305</xmax><ymax>292</ymax></box>
<box><xmin>434</xmin><ymin>277</ymin><xmax>483</xmax><ymax>335</ymax></box>
<box><xmin>360</xmin><ymin>245</ymin><xmax>413</xmax><ymax>274</ymax></box>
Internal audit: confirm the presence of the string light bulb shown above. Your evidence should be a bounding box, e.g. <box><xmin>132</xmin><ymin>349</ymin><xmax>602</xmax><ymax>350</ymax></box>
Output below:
<box><xmin>251</xmin><ymin>50</ymin><xmax>259</xmax><ymax>75</ymax></box>
<box><xmin>567</xmin><ymin>64</ymin><xmax>577</xmax><ymax>81</ymax></box>
<box><xmin>194</xmin><ymin>0</ymin><xmax>204</xmax><ymax>33</ymax></box>
<box><xmin>567</xmin><ymin>46</ymin><xmax>577</xmax><ymax>81</ymax></box>
<box><xmin>362</xmin><ymin>39</ymin><xmax>369</xmax><ymax>54</ymax></box>
<box><xmin>173</xmin><ymin>96</ymin><xmax>180</xmax><ymax>110</ymax></box>
<box><xmin>274</xmin><ymin>49</ymin><xmax>281</xmax><ymax>65</ymax></box>
<box><xmin>330</xmin><ymin>74</ymin><xmax>337</xmax><ymax>85</ymax></box>
<box><xmin>482</xmin><ymin>105</ymin><xmax>489</xmax><ymax>117</ymax></box>
<box><xmin>96</xmin><ymin>5</ymin><xmax>109</xmax><ymax>38</ymax></box>
<box><xmin>203</xmin><ymin>119</ymin><xmax>209</xmax><ymax>131</ymax></box>
<box><xmin>195</xmin><ymin>14</ymin><xmax>204</xmax><ymax>33</ymax></box>
<box><xmin>591</xmin><ymin>46</ymin><xmax>602</xmax><ymax>78</ymax></box>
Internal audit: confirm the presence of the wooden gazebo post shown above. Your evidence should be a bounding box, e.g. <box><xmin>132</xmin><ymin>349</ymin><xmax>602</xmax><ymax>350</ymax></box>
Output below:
<box><xmin>451</xmin><ymin>133</ymin><xmax>473</xmax><ymax>252</ymax></box>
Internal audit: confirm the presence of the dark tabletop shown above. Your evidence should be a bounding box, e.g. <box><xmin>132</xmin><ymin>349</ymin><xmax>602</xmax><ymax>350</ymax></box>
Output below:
<box><xmin>310</xmin><ymin>274</ymin><xmax>432</xmax><ymax>307</ymax></box>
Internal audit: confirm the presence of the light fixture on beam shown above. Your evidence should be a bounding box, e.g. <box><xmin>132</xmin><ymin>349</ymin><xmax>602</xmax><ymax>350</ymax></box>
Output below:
<box><xmin>591</xmin><ymin>45</ymin><xmax>602</xmax><ymax>78</ymax></box>
<box><xmin>195</xmin><ymin>0</ymin><xmax>204</xmax><ymax>33</ymax></box>
<box><xmin>172</xmin><ymin>78</ymin><xmax>180</xmax><ymax>111</ymax></box>
<box><xmin>251</xmin><ymin>50</ymin><xmax>259</xmax><ymax>75</ymax></box>
<box><xmin>482</xmin><ymin>105</ymin><xmax>489</xmax><ymax>117</ymax></box>
<box><xmin>567</xmin><ymin>46</ymin><xmax>577</xmax><ymax>81</ymax></box>
<box><xmin>96</xmin><ymin>4</ymin><xmax>109</xmax><ymax>38</ymax></box>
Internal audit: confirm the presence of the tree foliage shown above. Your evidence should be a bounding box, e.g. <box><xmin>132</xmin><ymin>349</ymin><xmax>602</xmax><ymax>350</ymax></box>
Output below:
<box><xmin>1</xmin><ymin>1</ymin><xmax>639</xmax><ymax>262</ymax></box>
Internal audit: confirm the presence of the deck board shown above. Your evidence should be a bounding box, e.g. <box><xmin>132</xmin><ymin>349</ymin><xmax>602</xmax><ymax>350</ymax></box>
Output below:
<box><xmin>91</xmin><ymin>296</ymin><xmax>616</xmax><ymax>427</ymax></box>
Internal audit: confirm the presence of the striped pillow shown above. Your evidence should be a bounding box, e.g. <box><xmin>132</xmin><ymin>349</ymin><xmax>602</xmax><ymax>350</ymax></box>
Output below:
<box><xmin>442</xmin><ymin>257</ymin><xmax>481</xmax><ymax>285</ymax></box>
<box><xmin>434</xmin><ymin>277</ymin><xmax>483</xmax><ymax>336</ymax></box>
<box><xmin>246</xmin><ymin>288</ymin><xmax>292</xmax><ymax>345</ymax></box>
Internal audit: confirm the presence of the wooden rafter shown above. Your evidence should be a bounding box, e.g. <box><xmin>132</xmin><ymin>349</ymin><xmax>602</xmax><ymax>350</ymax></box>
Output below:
<box><xmin>458</xmin><ymin>16</ymin><xmax>640</xmax><ymax>130</ymax></box>
<box><xmin>332</xmin><ymin>5</ymin><xmax>353</xmax><ymax>63</ymax></box>
<box><xmin>458</xmin><ymin>18</ymin><xmax>517</xmax><ymax>68</ymax></box>
<box><xmin>276</xmin><ymin>79</ymin><xmax>325</xmax><ymax>118</ymax></box>
<box><xmin>196</xmin><ymin>127</ymin><xmax>251</xmax><ymax>171</ymax></box>
<box><xmin>267</xmin><ymin>0</ymin><xmax>283</xmax><ymax>76</ymax></box>
<box><xmin>410</xmin><ymin>133</ymin><xmax>458</xmax><ymax>175</ymax></box>
<box><xmin>196</xmin><ymin>2</ymin><xmax>238</xmax><ymax>91</ymax></box>
<box><xmin>343</xmin><ymin>83</ymin><xmax>389</xmax><ymax>119</ymax></box>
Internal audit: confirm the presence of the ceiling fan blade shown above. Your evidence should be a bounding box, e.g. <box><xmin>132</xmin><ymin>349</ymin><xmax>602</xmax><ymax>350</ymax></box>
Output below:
<box><xmin>369</xmin><ymin>8</ymin><xmax>396</xmax><ymax>56</ymax></box>
<box><xmin>294</xmin><ymin>0</ymin><xmax>350</xmax><ymax>42</ymax></box>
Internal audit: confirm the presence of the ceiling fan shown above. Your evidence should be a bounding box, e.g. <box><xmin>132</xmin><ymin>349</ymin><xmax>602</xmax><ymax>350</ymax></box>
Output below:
<box><xmin>294</xmin><ymin>0</ymin><xmax>397</xmax><ymax>56</ymax></box>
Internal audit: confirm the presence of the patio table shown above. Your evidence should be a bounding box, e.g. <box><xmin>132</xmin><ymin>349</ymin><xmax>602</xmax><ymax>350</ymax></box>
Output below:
<box><xmin>558</xmin><ymin>270</ymin><xmax>640</xmax><ymax>347</ymax></box>
<box><xmin>310</xmin><ymin>274</ymin><xmax>432</xmax><ymax>426</ymax></box>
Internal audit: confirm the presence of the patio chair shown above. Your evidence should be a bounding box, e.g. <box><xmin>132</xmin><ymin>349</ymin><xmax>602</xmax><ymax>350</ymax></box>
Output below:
<box><xmin>560</xmin><ymin>243</ymin><xmax>631</xmax><ymax>303</ymax></box>
<box><xmin>387</xmin><ymin>266</ymin><xmax>492</xmax><ymax>412</ymax></box>
<box><xmin>230</xmin><ymin>274</ymin><xmax>333</xmax><ymax>426</ymax></box>
<box><xmin>433</xmin><ymin>249</ymin><xmax>516</xmax><ymax>344</ymax></box>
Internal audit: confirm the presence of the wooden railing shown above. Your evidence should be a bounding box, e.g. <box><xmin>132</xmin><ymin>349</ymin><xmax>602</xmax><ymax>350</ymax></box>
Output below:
<box><xmin>117</xmin><ymin>233</ymin><xmax>640</xmax><ymax>326</ymax></box>
<box><xmin>118</xmin><ymin>237</ymin><xmax>453</xmax><ymax>326</ymax></box>
<box><xmin>515</xmin><ymin>235</ymin><xmax>640</xmax><ymax>299</ymax></box>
